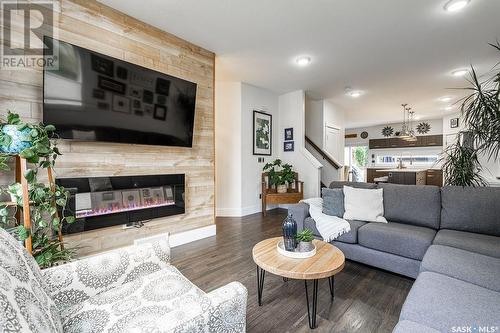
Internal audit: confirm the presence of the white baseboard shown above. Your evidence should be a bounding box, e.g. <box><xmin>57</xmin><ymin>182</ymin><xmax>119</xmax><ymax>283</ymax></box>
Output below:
<box><xmin>169</xmin><ymin>225</ymin><xmax>216</xmax><ymax>247</ymax></box>
<box><xmin>216</xmin><ymin>207</ymin><xmax>245</xmax><ymax>217</ymax></box>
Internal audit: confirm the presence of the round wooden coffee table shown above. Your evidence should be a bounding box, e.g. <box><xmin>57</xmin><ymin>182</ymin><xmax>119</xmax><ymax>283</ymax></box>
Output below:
<box><xmin>252</xmin><ymin>237</ymin><xmax>345</xmax><ymax>329</ymax></box>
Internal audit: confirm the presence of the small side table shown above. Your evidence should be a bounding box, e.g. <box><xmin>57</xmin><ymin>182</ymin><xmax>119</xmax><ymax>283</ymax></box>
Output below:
<box><xmin>252</xmin><ymin>237</ymin><xmax>345</xmax><ymax>329</ymax></box>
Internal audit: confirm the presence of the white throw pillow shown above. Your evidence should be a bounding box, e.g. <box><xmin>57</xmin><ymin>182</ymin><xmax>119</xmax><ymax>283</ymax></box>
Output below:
<box><xmin>342</xmin><ymin>186</ymin><xmax>387</xmax><ymax>223</ymax></box>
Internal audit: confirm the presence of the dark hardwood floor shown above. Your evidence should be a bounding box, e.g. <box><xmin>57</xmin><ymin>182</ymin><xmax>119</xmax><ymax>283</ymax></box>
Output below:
<box><xmin>171</xmin><ymin>209</ymin><xmax>414</xmax><ymax>333</ymax></box>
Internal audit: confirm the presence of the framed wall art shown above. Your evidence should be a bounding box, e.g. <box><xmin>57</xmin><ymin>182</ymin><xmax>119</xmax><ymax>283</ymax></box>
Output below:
<box><xmin>253</xmin><ymin>110</ymin><xmax>272</xmax><ymax>156</ymax></box>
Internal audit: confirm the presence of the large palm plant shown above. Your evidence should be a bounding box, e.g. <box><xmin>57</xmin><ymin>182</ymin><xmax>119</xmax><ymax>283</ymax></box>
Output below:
<box><xmin>443</xmin><ymin>42</ymin><xmax>500</xmax><ymax>186</ymax></box>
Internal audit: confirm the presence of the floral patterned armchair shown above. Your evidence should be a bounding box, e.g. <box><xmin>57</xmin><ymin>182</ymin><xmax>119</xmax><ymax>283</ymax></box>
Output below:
<box><xmin>0</xmin><ymin>228</ymin><xmax>248</xmax><ymax>332</ymax></box>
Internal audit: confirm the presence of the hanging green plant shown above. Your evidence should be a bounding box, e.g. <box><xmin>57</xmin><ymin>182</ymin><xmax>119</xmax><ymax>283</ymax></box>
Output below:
<box><xmin>0</xmin><ymin>111</ymin><xmax>75</xmax><ymax>268</ymax></box>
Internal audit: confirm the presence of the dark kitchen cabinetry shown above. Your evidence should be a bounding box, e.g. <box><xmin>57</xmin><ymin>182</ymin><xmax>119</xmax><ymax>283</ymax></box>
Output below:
<box><xmin>369</xmin><ymin>139</ymin><xmax>390</xmax><ymax>149</ymax></box>
<box><xmin>388</xmin><ymin>171</ymin><xmax>426</xmax><ymax>185</ymax></box>
<box><xmin>426</xmin><ymin>169</ymin><xmax>443</xmax><ymax>186</ymax></box>
<box><xmin>369</xmin><ymin>135</ymin><xmax>443</xmax><ymax>149</ymax></box>
<box><xmin>367</xmin><ymin>168</ymin><xmax>390</xmax><ymax>183</ymax></box>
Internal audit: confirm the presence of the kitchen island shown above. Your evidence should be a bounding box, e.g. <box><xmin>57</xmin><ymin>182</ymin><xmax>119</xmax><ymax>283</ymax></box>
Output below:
<box><xmin>367</xmin><ymin>168</ymin><xmax>443</xmax><ymax>185</ymax></box>
<box><xmin>377</xmin><ymin>169</ymin><xmax>427</xmax><ymax>185</ymax></box>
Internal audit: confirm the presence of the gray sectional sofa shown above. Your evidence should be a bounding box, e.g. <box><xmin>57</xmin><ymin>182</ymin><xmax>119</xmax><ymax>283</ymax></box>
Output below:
<box><xmin>288</xmin><ymin>181</ymin><xmax>500</xmax><ymax>333</ymax></box>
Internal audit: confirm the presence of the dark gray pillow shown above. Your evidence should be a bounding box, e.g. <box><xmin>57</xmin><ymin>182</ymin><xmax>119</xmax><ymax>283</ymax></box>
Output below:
<box><xmin>322</xmin><ymin>188</ymin><xmax>344</xmax><ymax>217</ymax></box>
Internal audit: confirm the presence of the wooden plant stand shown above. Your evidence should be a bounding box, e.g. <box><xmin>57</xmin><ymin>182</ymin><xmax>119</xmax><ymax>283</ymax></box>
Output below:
<box><xmin>2</xmin><ymin>155</ymin><xmax>62</xmax><ymax>254</ymax></box>
<box><xmin>261</xmin><ymin>172</ymin><xmax>303</xmax><ymax>216</ymax></box>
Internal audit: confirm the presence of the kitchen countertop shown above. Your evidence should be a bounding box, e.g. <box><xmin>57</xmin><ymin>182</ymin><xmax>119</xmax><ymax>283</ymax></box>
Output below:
<box><xmin>375</xmin><ymin>168</ymin><xmax>429</xmax><ymax>173</ymax></box>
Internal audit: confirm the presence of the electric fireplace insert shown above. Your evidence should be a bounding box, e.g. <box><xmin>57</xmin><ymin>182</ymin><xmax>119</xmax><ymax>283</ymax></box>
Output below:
<box><xmin>56</xmin><ymin>174</ymin><xmax>185</xmax><ymax>235</ymax></box>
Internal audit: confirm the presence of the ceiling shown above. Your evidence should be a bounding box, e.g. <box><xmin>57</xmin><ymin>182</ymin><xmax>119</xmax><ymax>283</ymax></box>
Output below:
<box><xmin>99</xmin><ymin>0</ymin><xmax>500</xmax><ymax>128</ymax></box>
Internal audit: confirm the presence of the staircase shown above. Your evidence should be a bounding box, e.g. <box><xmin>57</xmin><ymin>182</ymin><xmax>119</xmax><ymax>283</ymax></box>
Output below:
<box><xmin>305</xmin><ymin>135</ymin><xmax>343</xmax><ymax>188</ymax></box>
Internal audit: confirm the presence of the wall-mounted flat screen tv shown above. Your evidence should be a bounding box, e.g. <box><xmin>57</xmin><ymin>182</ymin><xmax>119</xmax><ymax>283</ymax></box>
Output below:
<box><xmin>43</xmin><ymin>37</ymin><xmax>197</xmax><ymax>147</ymax></box>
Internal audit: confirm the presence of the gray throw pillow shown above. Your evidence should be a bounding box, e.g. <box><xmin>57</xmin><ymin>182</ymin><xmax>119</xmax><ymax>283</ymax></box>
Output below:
<box><xmin>322</xmin><ymin>188</ymin><xmax>345</xmax><ymax>217</ymax></box>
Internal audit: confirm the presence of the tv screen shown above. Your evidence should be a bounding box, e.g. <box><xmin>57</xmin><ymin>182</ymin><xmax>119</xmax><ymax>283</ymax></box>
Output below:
<box><xmin>43</xmin><ymin>37</ymin><xmax>197</xmax><ymax>147</ymax></box>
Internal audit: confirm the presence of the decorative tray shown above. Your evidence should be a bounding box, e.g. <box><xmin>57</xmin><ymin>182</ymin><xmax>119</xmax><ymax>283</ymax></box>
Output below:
<box><xmin>276</xmin><ymin>240</ymin><xmax>316</xmax><ymax>259</ymax></box>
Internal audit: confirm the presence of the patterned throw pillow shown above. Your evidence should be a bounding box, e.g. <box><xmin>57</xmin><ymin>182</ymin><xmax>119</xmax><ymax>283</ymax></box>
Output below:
<box><xmin>0</xmin><ymin>228</ymin><xmax>63</xmax><ymax>332</ymax></box>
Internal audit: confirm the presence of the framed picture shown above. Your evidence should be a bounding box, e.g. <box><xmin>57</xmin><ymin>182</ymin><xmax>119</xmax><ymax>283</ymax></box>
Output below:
<box><xmin>91</xmin><ymin>54</ymin><xmax>114</xmax><ymax>77</ymax></box>
<box><xmin>98</xmin><ymin>76</ymin><xmax>126</xmax><ymax>95</ymax></box>
<box><xmin>450</xmin><ymin>118</ymin><xmax>459</xmax><ymax>128</ymax></box>
<box><xmin>154</xmin><ymin>104</ymin><xmax>167</xmax><ymax>121</ymax></box>
<box><xmin>284</xmin><ymin>127</ymin><xmax>293</xmax><ymax>141</ymax></box>
<box><xmin>284</xmin><ymin>141</ymin><xmax>294</xmax><ymax>152</ymax></box>
<box><xmin>253</xmin><ymin>111</ymin><xmax>272</xmax><ymax>156</ymax></box>
<box><xmin>112</xmin><ymin>95</ymin><xmax>130</xmax><ymax>113</ymax></box>
<box><xmin>156</xmin><ymin>78</ymin><xmax>171</xmax><ymax>95</ymax></box>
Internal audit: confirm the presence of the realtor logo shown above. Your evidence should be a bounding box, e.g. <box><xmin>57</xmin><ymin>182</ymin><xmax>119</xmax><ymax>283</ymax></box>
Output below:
<box><xmin>1</xmin><ymin>0</ymin><xmax>59</xmax><ymax>70</ymax></box>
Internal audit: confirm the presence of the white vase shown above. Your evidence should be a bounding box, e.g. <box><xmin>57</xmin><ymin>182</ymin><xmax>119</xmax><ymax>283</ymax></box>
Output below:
<box><xmin>277</xmin><ymin>184</ymin><xmax>287</xmax><ymax>193</ymax></box>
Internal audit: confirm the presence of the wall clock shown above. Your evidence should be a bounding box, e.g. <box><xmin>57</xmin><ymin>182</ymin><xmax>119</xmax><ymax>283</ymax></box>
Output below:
<box><xmin>360</xmin><ymin>131</ymin><xmax>368</xmax><ymax>139</ymax></box>
<box><xmin>382</xmin><ymin>126</ymin><xmax>394</xmax><ymax>137</ymax></box>
<box><xmin>416</xmin><ymin>122</ymin><xmax>431</xmax><ymax>134</ymax></box>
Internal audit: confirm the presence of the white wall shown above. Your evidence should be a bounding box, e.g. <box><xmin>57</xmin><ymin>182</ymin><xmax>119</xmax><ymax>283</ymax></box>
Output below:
<box><xmin>323</xmin><ymin>100</ymin><xmax>345</xmax><ymax>166</ymax></box>
<box><xmin>215</xmin><ymin>82</ymin><xmax>242</xmax><ymax>216</ymax></box>
<box><xmin>305</xmin><ymin>98</ymin><xmax>323</xmax><ymax>147</ymax></box>
<box><xmin>278</xmin><ymin>91</ymin><xmax>322</xmax><ymax>199</ymax></box>
<box><xmin>304</xmin><ymin>98</ymin><xmax>345</xmax><ymax>184</ymax></box>
<box><xmin>241</xmin><ymin>83</ymin><xmax>280</xmax><ymax>215</ymax></box>
<box><xmin>442</xmin><ymin>112</ymin><xmax>500</xmax><ymax>184</ymax></box>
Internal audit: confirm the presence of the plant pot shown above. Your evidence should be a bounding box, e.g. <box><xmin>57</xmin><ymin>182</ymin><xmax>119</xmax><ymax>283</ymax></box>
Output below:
<box><xmin>277</xmin><ymin>184</ymin><xmax>287</xmax><ymax>193</ymax></box>
<box><xmin>0</xmin><ymin>125</ymin><xmax>32</xmax><ymax>154</ymax></box>
<box><xmin>298</xmin><ymin>241</ymin><xmax>313</xmax><ymax>252</ymax></box>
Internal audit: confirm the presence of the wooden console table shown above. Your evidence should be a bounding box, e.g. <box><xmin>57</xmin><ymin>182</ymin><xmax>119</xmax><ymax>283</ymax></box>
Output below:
<box><xmin>261</xmin><ymin>172</ymin><xmax>303</xmax><ymax>216</ymax></box>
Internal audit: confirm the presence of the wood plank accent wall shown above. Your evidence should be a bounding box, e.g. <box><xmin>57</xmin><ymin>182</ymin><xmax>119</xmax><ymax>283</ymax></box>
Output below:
<box><xmin>0</xmin><ymin>0</ymin><xmax>215</xmax><ymax>256</ymax></box>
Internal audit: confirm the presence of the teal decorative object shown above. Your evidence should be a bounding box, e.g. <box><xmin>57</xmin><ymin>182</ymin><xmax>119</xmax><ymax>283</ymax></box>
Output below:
<box><xmin>0</xmin><ymin>125</ymin><xmax>32</xmax><ymax>154</ymax></box>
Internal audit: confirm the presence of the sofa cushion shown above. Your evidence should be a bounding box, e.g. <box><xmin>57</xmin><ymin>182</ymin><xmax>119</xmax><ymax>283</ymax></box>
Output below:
<box><xmin>358</xmin><ymin>222</ymin><xmax>435</xmax><ymax>260</ymax></box>
<box><xmin>433</xmin><ymin>229</ymin><xmax>500</xmax><ymax>258</ymax></box>
<box><xmin>421</xmin><ymin>245</ymin><xmax>500</xmax><ymax>292</ymax></box>
<box><xmin>400</xmin><ymin>272</ymin><xmax>500</xmax><ymax>332</ymax></box>
<box><xmin>441</xmin><ymin>186</ymin><xmax>500</xmax><ymax>236</ymax></box>
<box><xmin>322</xmin><ymin>188</ymin><xmax>344</xmax><ymax>217</ymax></box>
<box><xmin>336</xmin><ymin>220</ymin><xmax>366</xmax><ymax>244</ymax></box>
<box><xmin>379</xmin><ymin>183</ymin><xmax>441</xmax><ymax>229</ymax></box>
<box><xmin>329</xmin><ymin>181</ymin><xmax>377</xmax><ymax>189</ymax></box>
<box><xmin>61</xmin><ymin>266</ymin><xmax>209</xmax><ymax>333</ymax></box>
<box><xmin>305</xmin><ymin>218</ymin><xmax>366</xmax><ymax>244</ymax></box>
<box><xmin>392</xmin><ymin>320</ymin><xmax>441</xmax><ymax>333</ymax></box>
<box><xmin>0</xmin><ymin>228</ymin><xmax>63</xmax><ymax>332</ymax></box>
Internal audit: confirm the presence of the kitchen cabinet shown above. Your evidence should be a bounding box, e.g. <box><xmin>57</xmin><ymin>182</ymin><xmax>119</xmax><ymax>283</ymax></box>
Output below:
<box><xmin>369</xmin><ymin>135</ymin><xmax>443</xmax><ymax>149</ymax></box>
<box><xmin>369</xmin><ymin>139</ymin><xmax>390</xmax><ymax>149</ymax></box>
<box><xmin>426</xmin><ymin>169</ymin><xmax>443</xmax><ymax>186</ymax></box>
<box><xmin>367</xmin><ymin>168</ymin><xmax>390</xmax><ymax>183</ymax></box>
<box><xmin>387</xmin><ymin>170</ymin><xmax>427</xmax><ymax>185</ymax></box>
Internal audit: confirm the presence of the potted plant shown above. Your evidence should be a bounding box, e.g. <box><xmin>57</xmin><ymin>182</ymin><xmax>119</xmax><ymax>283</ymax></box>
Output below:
<box><xmin>296</xmin><ymin>228</ymin><xmax>314</xmax><ymax>252</ymax></box>
<box><xmin>442</xmin><ymin>42</ymin><xmax>500</xmax><ymax>186</ymax></box>
<box><xmin>263</xmin><ymin>159</ymin><xmax>295</xmax><ymax>193</ymax></box>
<box><xmin>0</xmin><ymin>111</ymin><xmax>76</xmax><ymax>268</ymax></box>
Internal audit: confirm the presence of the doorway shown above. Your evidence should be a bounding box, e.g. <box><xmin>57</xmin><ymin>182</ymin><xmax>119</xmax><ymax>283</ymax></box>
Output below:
<box><xmin>344</xmin><ymin>145</ymin><xmax>368</xmax><ymax>182</ymax></box>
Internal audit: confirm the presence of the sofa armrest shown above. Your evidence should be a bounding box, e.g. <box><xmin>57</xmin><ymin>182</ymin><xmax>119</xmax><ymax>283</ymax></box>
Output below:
<box><xmin>42</xmin><ymin>238</ymin><xmax>170</xmax><ymax>311</ymax></box>
<box><xmin>204</xmin><ymin>282</ymin><xmax>248</xmax><ymax>333</ymax></box>
<box><xmin>288</xmin><ymin>202</ymin><xmax>310</xmax><ymax>232</ymax></box>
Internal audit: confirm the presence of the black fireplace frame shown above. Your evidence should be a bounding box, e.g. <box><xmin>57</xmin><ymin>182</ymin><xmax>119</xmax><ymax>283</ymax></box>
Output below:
<box><xmin>56</xmin><ymin>174</ymin><xmax>185</xmax><ymax>235</ymax></box>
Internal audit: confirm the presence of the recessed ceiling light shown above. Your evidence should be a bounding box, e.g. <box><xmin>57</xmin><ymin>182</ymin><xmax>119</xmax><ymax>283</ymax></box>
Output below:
<box><xmin>295</xmin><ymin>56</ymin><xmax>311</xmax><ymax>66</ymax></box>
<box><xmin>451</xmin><ymin>69</ymin><xmax>468</xmax><ymax>77</ymax></box>
<box><xmin>442</xmin><ymin>105</ymin><xmax>454</xmax><ymax>111</ymax></box>
<box><xmin>439</xmin><ymin>96</ymin><xmax>453</xmax><ymax>102</ymax></box>
<box><xmin>444</xmin><ymin>0</ymin><xmax>470</xmax><ymax>12</ymax></box>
